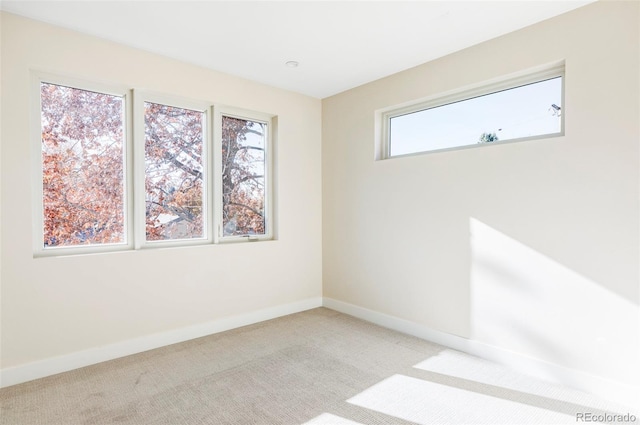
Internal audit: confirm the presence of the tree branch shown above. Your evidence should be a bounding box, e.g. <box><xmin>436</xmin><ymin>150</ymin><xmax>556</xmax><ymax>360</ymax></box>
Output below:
<box><xmin>228</xmin><ymin>202</ymin><xmax>263</xmax><ymax>217</ymax></box>
<box><xmin>234</xmin><ymin>174</ymin><xmax>264</xmax><ymax>186</ymax></box>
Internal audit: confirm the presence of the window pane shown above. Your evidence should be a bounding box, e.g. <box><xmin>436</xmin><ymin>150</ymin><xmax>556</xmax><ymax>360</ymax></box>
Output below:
<box><xmin>221</xmin><ymin>116</ymin><xmax>266</xmax><ymax>237</ymax></box>
<box><xmin>389</xmin><ymin>76</ymin><xmax>563</xmax><ymax>156</ymax></box>
<box><xmin>144</xmin><ymin>102</ymin><xmax>205</xmax><ymax>241</ymax></box>
<box><xmin>40</xmin><ymin>83</ymin><xmax>126</xmax><ymax>248</ymax></box>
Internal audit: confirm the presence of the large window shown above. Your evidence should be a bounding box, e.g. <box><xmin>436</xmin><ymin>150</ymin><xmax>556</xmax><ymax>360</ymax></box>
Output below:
<box><xmin>381</xmin><ymin>65</ymin><xmax>564</xmax><ymax>158</ymax></box>
<box><xmin>34</xmin><ymin>74</ymin><xmax>274</xmax><ymax>256</ymax></box>
<box><xmin>38</xmin><ymin>81</ymin><xmax>129</xmax><ymax>250</ymax></box>
<box><xmin>220</xmin><ymin>114</ymin><xmax>269</xmax><ymax>239</ymax></box>
<box><xmin>143</xmin><ymin>100</ymin><xmax>207</xmax><ymax>243</ymax></box>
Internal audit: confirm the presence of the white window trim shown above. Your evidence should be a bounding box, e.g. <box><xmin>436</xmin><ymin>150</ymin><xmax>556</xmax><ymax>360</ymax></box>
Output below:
<box><xmin>213</xmin><ymin>106</ymin><xmax>274</xmax><ymax>243</ymax></box>
<box><xmin>32</xmin><ymin>73</ymin><xmax>276</xmax><ymax>257</ymax></box>
<box><xmin>133</xmin><ymin>91</ymin><xmax>213</xmax><ymax>249</ymax></box>
<box><xmin>377</xmin><ymin>62</ymin><xmax>566</xmax><ymax>160</ymax></box>
<box><xmin>32</xmin><ymin>72</ymin><xmax>134</xmax><ymax>257</ymax></box>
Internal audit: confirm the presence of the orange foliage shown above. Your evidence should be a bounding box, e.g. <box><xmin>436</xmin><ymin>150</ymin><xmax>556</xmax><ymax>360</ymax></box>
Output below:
<box><xmin>40</xmin><ymin>84</ymin><xmax>267</xmax><ymax>247</ymax></box>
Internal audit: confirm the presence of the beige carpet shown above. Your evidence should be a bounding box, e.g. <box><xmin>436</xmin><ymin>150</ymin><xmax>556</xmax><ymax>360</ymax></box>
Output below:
<box><xmin>0</xmin><ymin>308</ymin><xmax>636</xmax><ymax>424</ymax></box>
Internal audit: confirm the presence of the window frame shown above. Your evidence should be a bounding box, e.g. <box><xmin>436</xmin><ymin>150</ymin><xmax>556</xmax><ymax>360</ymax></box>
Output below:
<box><xmin>378</xmin><ymin>63</ymin><xmax>565</xmax><ymax>159</ymax></box>
<box><xmin>32</xmin><ymin>73</ymin><xmax>134</xmax><ymax>257</ymax></box>
<box><xmin>32</xmin><ymin>73</ymin><xmax>276</xmax><ymax>257</ymax></box>
<box><xmin>133</xmin><ymin>91</ymin><xmax>213</xmax><ymax>249</ymax></box>
<box><xmin>213</xmin><ymin>106</ymin><xmax>274</xmax><ymax>243</ymax></box>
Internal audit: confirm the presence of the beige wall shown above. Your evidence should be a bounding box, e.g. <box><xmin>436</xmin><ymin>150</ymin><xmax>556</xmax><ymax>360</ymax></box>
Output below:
<box><xmin>322</xmin><ymin>1</ymin><xmax>639</xmax><ymax>387</ymax></box>
<box><xmin>0</xmin><ymin>13</ymin><xmax>322</xmax><ymax>368</ymax></box>
<box><xmin>2</xmin><ymin>1</ymin><xmax>638</xmax><ymax>396</ymax></box>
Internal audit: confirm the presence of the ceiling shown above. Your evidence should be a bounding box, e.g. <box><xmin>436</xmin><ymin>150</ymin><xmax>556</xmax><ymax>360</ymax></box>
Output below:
<box><xmin>1</xmin><ymin>1</ymin><xmax>595</xmax><ymax>99</ymax></box>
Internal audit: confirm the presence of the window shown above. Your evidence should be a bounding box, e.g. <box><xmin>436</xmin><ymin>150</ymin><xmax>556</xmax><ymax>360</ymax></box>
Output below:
<box><xmin>381</xmin><ymin>65</ymin><xmax>564</xmax><ymax>158</ymax></box>
<box><xmin>37</xmin><ymin>80</ymin><xmax>130</xmax><ymax>253</ymax></box>
<box><xmin>140</xmin><ymin>98</ymin><xmax>208</xmax><ymax>244</ymax></box>
<box><xmin>216</xmin><ymin>109</ymin><xmax>272</xmax><ymax>241</ymax></box>
<box><xmin>34</xmin><ymin>74</ymin><xmax>274</xmax><ymax>256</ymax></box>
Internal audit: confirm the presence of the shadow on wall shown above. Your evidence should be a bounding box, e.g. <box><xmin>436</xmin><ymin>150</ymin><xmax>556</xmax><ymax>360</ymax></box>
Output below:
<box><xmin>469</xmin><ymin>218</ymin><xmax>639</xmax><ymax>389</ymax></box>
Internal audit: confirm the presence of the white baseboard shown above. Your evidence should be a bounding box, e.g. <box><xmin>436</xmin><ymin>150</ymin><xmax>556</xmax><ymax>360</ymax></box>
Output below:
<box><xmin>322</xmin><ymin>297</ymin><xmax>640</xmax><ymax>409</ymax></box>
<box><xmin>0</xmin><ymin>297</ymin><xmax>323</xmax><ymax>389</ymax></box>
<box><xmin>3</xmin><ymin>296</ymin><xmax>637</xmax><ymax>408</ymax></box>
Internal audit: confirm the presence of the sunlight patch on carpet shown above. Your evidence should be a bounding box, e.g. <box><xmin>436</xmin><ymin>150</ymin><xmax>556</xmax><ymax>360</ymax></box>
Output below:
<box><xmin>347</xmin><ymin>374</ymin><xmax>575</xmax><ymax>424</ymax></box>
<box><xmin>302</xmin><ymin>412</ymin><xmax>365</xmax><ymax>425</ymax></box>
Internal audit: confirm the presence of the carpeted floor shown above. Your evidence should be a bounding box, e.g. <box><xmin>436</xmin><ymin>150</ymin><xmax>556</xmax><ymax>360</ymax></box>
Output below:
<box><xmin>0</xmin><ymin>308</ymin><xmax>636</xmax><ymax>424</ymax></box>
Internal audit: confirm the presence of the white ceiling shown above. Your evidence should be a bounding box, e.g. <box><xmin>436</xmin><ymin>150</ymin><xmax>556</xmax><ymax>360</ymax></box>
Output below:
<box><xmin>2</xmin><ymin>0</ymin><xmax>595</xmax><ymax>98</ymax></box>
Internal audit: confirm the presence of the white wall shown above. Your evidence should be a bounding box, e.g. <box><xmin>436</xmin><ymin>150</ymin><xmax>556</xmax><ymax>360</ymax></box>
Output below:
<box><xmin>0</xmin><ymin>13</ymin><xmax>322</xmax><ymax>372</ymax></box>
<box><xmin>2</xmin><ymin>1</ymin><xmax>638</xmax><ymax>404</ymax></box>
<box><xmin>323</xmin><ymin>0</ymin><xmax>638</xmax><ymax>394</ymax></box>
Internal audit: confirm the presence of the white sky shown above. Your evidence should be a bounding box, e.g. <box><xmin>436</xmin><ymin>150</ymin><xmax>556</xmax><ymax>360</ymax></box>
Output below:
<box><xmin>390</xmin><ymin>77</ymin><xmax>562</xmax><ymax>156</ymax></box>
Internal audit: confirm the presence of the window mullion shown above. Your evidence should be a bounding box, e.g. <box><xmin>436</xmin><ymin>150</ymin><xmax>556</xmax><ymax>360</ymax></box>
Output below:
<box><xmin>132</xmin><ymin>89</ymin><xmax>147</xmax><ymax>249</ymax></box>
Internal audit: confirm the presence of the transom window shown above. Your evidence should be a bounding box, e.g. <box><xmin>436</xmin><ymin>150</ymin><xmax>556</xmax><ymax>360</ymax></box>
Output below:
<box><xmin>381</xmin><ymin>65</ymin><xmax>564</xmax><ymax>158</ymax></box>
<box><xmin>34</xmin><ymin>74</ymin><xmax>274</xmax><ymax>256</ymax></box>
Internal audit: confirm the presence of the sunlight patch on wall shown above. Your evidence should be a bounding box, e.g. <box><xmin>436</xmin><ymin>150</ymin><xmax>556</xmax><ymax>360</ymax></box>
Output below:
<box><xmin>469</xmin><ymin>218</ymin><xmax>639</xmax><ymax>386</ymax></box>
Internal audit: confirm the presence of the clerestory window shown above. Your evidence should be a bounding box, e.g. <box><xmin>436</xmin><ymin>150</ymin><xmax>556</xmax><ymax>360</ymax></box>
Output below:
<box><xmin>380</xmin><ymin>65</ymin><xmax>564</xmax><ymax>158</ymax></box>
